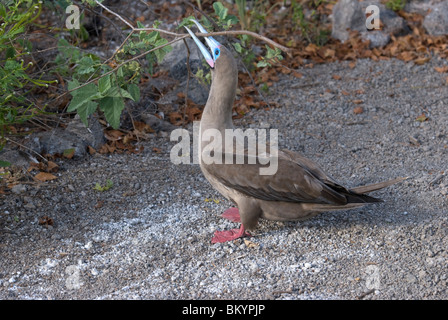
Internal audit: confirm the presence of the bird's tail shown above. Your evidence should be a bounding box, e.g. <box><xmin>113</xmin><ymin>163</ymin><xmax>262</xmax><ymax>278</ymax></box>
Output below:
<box><xmin>350</xmin><ymin>177</ymin><xmax>407</xmax><ymax>194</ymax></box>
<box><xmin>340</xmin><ymin>177</ymin><xmax>407</xmax><ymax>204</ymax></box>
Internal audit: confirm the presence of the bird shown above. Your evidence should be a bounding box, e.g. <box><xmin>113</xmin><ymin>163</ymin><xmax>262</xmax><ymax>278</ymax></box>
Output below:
<box><xmin>184</xmin><ymin>19</ymin><xmax>405</xmax><ymax>244</ymax></box>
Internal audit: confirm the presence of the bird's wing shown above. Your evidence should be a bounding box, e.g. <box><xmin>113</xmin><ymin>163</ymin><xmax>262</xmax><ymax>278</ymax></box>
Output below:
<box><xmin>203</xmin><ymin>149</ymin><xmax>360</xmax><ymax>205</ymax></box>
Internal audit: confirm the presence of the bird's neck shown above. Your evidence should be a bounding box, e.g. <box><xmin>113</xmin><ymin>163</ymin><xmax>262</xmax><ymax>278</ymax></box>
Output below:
<box><xmin>200</xmin><ymin>68</ymin><xmax>237</xmax><ymax>133</ymax></box>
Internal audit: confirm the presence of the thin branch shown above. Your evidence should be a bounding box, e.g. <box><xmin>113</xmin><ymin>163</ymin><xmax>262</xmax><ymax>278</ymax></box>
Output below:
<box><xmin>183</xmin><ymin>0</ymin><xmax>220</xmax><ymax>30</ymax></box>
<box><xmin>57</xmin><ymin>2</ymin><xmax>291</xmax><ymax>104</ymax></box>
<box><xmin>5</xmin><ymin>137</ymin><xmax>47</xmax><ymax>163</ymax></box>
<box><xmin>95</xmin><ymin>0</ymin><xmax>134</xmax><ymax>29</ymax></box>
<box><xmin>182</xmin><ymin>38</ymin><xmax>191</xmax><ymax>128</ymax></box>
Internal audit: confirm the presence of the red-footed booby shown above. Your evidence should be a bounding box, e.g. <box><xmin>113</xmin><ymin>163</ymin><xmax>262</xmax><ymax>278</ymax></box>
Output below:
<box><xmin>185</xmin><ymin>20</ymin><xmax>404</xmax><ymax>243</ymax></box>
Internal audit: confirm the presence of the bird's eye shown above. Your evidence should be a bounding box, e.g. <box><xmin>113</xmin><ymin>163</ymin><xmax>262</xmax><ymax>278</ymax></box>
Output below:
<box><xmin>214</xmin><ymin>48</ymin><xmax>220</xmax><ymax>58</ymax></box>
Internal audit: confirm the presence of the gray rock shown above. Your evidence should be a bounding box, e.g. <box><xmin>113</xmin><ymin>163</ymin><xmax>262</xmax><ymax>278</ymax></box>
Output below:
<box><xmin>331</xmin><ymin>0</ymin><xmax>365</xmax><ymax>43</ymax></box>
<box><xmin>139</xmin><ymin>114</ymin><xmax>175</xmax><ymax>132</ymax></box>
<box><xmin>157</xmin><ymin>38</ymin><xmax>210</xmax><ymax>106</ymax></box>
<box><xmin>158</xmin><ymin>38</ymin><xmax>204</xmax><ymax>79</ymax></box>
<box><xmin>361</xmin><ymin>31</ymin><xmax>391</xmax><ymax>48</ymax></box>
<box><xmin>0</xmin><ymin>148</ymin><xmax>31</xmax><ymax>168</ymax></box>
<box><xmin>11</xmin><ymin>184</ymin><xmax>27</xmax><ymax>194</ymax></box>
<box><xmin>25</xmin><ymin>114</ymin><xmax>104</xmax><ymax>158</ymax></box>
<box><xmin>405</xmin><ymin>0</ymin><xmax>444</xmax><ymax>15</ymax></box>
<box><xmin>66</xmin><ymin>114</ymin><xmax>104</xmax><ymax>150</ymax></box>
<box><xmin>422</xmin><ymin>2</ymin><xmax>448</xmax><ymax>36</ymax></box>
<box><xmin>331</xmin><ymin>0</ymin><xmax>409</xmax><ymax>48</ymax></box>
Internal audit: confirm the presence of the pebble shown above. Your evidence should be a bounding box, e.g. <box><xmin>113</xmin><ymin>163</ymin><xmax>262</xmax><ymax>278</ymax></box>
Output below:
<box><xmin>11</xmin><ymin>184</ymin><xmax>26</xmax><ymax>194</ymax></box>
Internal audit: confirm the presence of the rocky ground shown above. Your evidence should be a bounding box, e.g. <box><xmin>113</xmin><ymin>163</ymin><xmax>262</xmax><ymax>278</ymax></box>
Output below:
<box><xmin>1</xmin><ymin>54</ymin><xmax>447</xmax><ymax>300</ymax></box>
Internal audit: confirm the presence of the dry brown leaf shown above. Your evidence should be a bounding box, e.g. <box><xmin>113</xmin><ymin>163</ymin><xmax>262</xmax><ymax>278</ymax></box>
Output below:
<box><xmin>341</xmin><ymin>90</ymin><xmax>350</xmax><ymax>96</ymax></box>
<box><xmin>35</xmin><ymin>172</ymin><xmax>57</xmax><ymax>182</ymax></box>
<box><xmin>38</xmin><ymin>215</ymin><xmax>54</xmax><ymax>226</ymax></box>
<box><xmin>414</xmin><ymin>57</ymin><xmax>430</xmax><ymax>65</ymax></box>
<box><xmin>47</xmin><ymin>161</ymin><xmax>59</xmax><ymax>172</ymax></box>
<box><xmin>104</xmin><ymin>129</ymin><xmax>124</xmax><ymax>141</ymax></box>
<box><xmin>332</xmin><ymin>74</ymin><xmax>341</xmax><ymax>80</ymax></box>
<box><xmin>353</xmin><ymin>99</ymin><xmax>363</xmax><ymax>104</ymax></box>
<box><xmin>435</xmin><ymin>66</ymin><xmax>448</xmax><ymax>73</ymax></box>
<box><xmin>244</xmin><ymin>239</ymin><xmax>258</xmax><ymax>248</ymax></box>
<box><xmin>353</xmin><ymin>106</ymin><xmax>364</xmax><ymax>114</ymax></box>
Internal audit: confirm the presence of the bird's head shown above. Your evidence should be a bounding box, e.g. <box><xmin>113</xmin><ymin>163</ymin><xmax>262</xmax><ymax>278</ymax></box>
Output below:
<box><xmin>184</xmin><ymin>19</ymin><xmax>236</xmax><ymax>75</ymax></box>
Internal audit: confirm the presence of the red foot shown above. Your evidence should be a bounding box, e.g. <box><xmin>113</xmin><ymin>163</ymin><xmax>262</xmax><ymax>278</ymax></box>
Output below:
<box><xmin>221</xmin><ymin>207</ymin><xmax>241</xmax><ymax>222</ymax></box>
<box><xmin>211</xmin><ymin>224</ymin><xmax>251</xmax><ymax>243</ymax></box>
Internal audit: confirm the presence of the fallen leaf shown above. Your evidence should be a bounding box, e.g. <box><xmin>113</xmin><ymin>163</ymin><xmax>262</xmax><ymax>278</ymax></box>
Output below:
<box><xmin>244</xmin><ymin>239</ymin><xmax>258</xmax><ymax>248</ymax></box>
<box><xmin>352</xmin><ymin>99</ymin><xmax>363</xmax><ymax>104</ymax></box>
<box><xmin>153</xmin><ymin>147</ymin><xmax>162</xmax><ymax>153</ymax></box>
<box><xmin>353</xmin><ymin>106</ymin><xmax>364</xmax><ymax>114</ymax></box>
<box><xmin>63</xmin><ymin>148</ymin><xmax>75</xmax><ymax>159</ymax></box>
<box><xmin>38</xmin><ymin>215</ymin><xmax>54</xmax><ymax>226</ymax></box>
<box><xmin>414</xmin><ymin>57</ymin><xmax>430</xmax><ymax>65</ymax></box>
<box><xmin>88</xmin><ymin>146</ymin><xmax>96</xmax><ymax>155</ymax></box>
<box><xmin>104</xmin><ymin>130</ymin><xmax>124</xmax><ymax>141</ymax></box>
<box><xmin>341</xmin><ymin>90</ymin><xmax>350</xmax><ymax>96</ymax></box>
<box><xmin>434</xmin><ymin>66</ymin><xmax>448</xmax><ymax>73</ymax></box>
<box><xmin>35</xmin><ymin>172</ymin><xmax>57</xmax><ymax>182</ymax></box>
<box><xmin>415</xmin><ymin>113</ymin><xmax>428</xmax><ymax>122</ymax></box>
<box><xmin>47</xmin><ymin>161</ymin><xmax>59</xmax><ymax>172</ymax></box>
<box><xmin>332</xmin><ymin>74</ymin><xmax>341</xmax><ymax>80</ymax></box>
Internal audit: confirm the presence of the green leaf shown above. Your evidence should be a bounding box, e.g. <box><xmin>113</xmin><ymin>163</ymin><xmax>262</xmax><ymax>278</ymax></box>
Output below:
<box><xmin>77</xmin><ymin>56</ymin><xmax>96</xmax><ymax>75</ymax></box>
<box><xmin>104</xmin><ymin>86</ymin><xmax>134</xmax><ymax>100</ymax></box>
<box><xmin>0</xmin><ymin>4</ymin><xmax>6</xmax><ymax>18</ymax></box>
<box><xmin>256</xmin><ymin>60</ymin><xmax>270</xmax><ymax>68</ymax></box>
<box><xmin>154</xmin><ymin>39</ymin><xmax>172</xmax><ymax>62</ymax></box>
<box><xmin>98</xmin><ymin>75</ymin><xmax>112</xmax><ymax>94</ymax></box>
<box><xmin>77</xmin><ymin>100</ymin><xmax>98</xmax><ymax>126</ymax></box>
<box><xmin>213</xmin><ymin>2</ymin><xmax>228</xmax><ymax>20</ymax></box>
<box><xmin>177</xmin><ymin>16</ymin><xmax>196</xmax><ymax>29</ymax></box>
<box><xmin>0</xmin><ymin>160</ymin><xmax>11</xmax><ymax>167</ymax></box>
<box><xmin>127</xmin><ymin>83</ymin><xmax>140</xmax><ymax>102</ymax></box>
<box><xmin>99</xmin><ymin>96</ymin><xmax>125</xmax><ymax>129</ymax></box>
<box><xmin>67</xmin><ymin>82</ymin><xmax>100</xmax><ymax>112</ymax></box>
<box><xmin>232</xmin><ymin>42</ymin><xmax>243</xmax><ymax>54</ymax></box>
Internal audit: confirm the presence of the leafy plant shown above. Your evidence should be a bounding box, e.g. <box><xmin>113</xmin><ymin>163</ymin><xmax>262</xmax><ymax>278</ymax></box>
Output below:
<box><xmin>256</xmin><ymin>45</ymin><xmax>283</xmax><ymax>68</ymax></box>
<box><xmin>62</xmin><ymin>18</ymin><xmax>172</xmax><ymax>129</ymax></box>
<box><xmin>385</xmin><ymin>0</ymin><xmax>407</xmax><ymax>12</ymax></box>
<box><xmin>212</xmin><ymin>2</ymin><xmax>238</xmax><ymax>30</ymax></box>
<box><xmin>0</xmin><ymin>0</ymin><xmax>56</xmax><ymax>141</ymax></box>
<box><xmin>291</xmin><ymin>0</ymin><xmax>330</xmax><ymax>46</ymax></box>
<box><xmin>93</xmin><ymin>179</ymin><xmax>113</xmax><ymax>192</ymax></box>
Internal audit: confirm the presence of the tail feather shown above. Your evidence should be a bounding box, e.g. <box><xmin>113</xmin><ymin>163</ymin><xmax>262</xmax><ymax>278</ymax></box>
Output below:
<box><xmin>350</xmin><ymin>177</ymin><xmax>407</xmax><ymax>194</ymax></box>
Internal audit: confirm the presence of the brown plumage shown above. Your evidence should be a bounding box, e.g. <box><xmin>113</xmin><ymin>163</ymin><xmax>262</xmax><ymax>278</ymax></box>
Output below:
<box><xmin>186</xmin><ymin>22</ymin><xmax>404</xmax><ymax>243</ymax></box>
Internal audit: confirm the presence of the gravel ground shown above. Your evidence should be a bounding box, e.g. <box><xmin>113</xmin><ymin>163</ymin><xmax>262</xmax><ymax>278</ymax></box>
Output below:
<box><xmin>1</xmin><ymin>57</ymin><xmax>447</xmax><ymax>300</ymax></box>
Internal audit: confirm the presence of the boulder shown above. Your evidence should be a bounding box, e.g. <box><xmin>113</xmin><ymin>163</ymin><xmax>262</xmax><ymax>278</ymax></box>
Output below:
<box><xmin>422</xmin><ymin>1</ymin><xmax>448</xmax><ymax>36</ymax></box>
<box><xmin>331</xmin><ymin>0</ymin><xmax>409</xmax><ymax>48</ymax></box>
<box><xmin>25</xmin><ymin>114</ymin><xmax>105</xmax><ymax>158</ymax></box>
